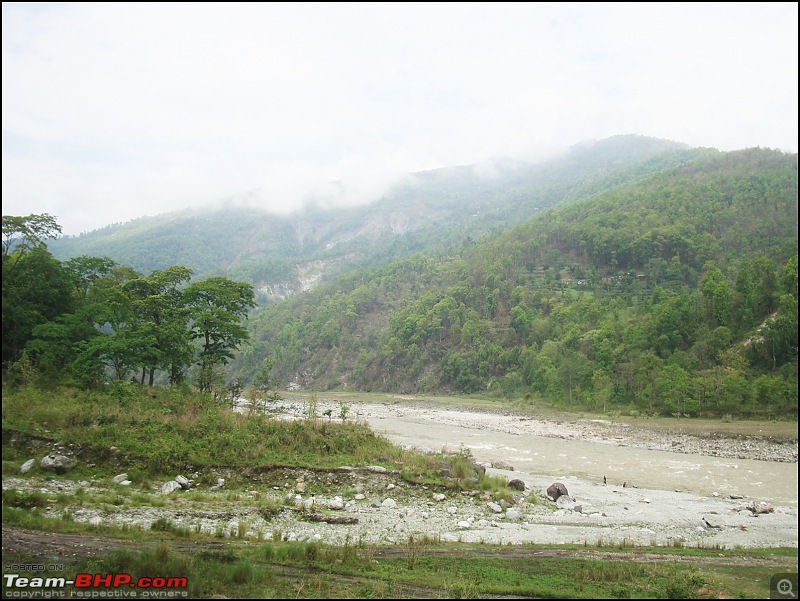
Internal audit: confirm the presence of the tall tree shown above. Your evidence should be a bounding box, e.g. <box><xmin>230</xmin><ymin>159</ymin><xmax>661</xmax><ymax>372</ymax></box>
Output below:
<box><xmin>184</xmin><ymin>277</ymin><xmax>256</xmax><ymax>391</ymax></box>
<box><xmin>2</xmin><ymin>214</ymin><xmax>62</xmax><ymax>284</ymax></box>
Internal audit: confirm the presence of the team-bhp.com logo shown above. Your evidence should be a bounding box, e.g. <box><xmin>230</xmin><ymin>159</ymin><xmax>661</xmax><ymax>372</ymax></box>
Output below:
<box><xmin>4</xmin><ymin>572</ymin><xmax>188</xmax><ymax>598</ymax></box>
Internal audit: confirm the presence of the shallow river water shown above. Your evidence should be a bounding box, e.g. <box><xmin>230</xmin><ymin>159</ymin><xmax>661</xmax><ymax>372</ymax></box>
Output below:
<box><xmin>348</xmin><ymin>403</ymin><xmax>798</xmax><ymax>507</ymax></box>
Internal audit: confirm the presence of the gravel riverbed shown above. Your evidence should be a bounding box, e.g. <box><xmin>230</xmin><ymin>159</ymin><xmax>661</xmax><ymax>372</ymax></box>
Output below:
<box><xmin>4</xmin><ymin>399</ymin><xmax>797</xmax><ymax>550</ymax></box>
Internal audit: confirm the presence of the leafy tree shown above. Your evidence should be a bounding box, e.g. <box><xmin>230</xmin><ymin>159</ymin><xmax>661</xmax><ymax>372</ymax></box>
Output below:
<box><xmin>124</xmin><ymin>266</ymin><xmax>194</xmax><ymax>385</ymax></box>
<box><xmin>2</xmin><ymin>246</ymin><xmax>74</xmax><ymax>367</ymax></box>
<box><xmin>2</xmin><ymin>213</ymin><xmax>62</xmax><ymax>284</ymax></box>
<box><xmin>184</xmin><ymin>277</ymin><xmax>256</xmax><ymax>391</ymax></box>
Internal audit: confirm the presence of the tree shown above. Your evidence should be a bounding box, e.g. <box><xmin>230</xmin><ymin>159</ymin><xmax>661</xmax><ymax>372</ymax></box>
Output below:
<box><xmin>2</xmin><ymin>246</ymin><xmax>74</xmax><ymax>367</ymax></box>
<box><xmin>125</xmin><ymin>266</ymin><xmax>194</xmax><ymax>385</ymax></box>
<box><xmin>2</xmin><ymin>213</ymin><xmax>62</xmax><ymax>284</ymax></box>
<box><xmin>184</xmin><ymin>277</ymin><xmax>256</xmax><ymax>391</ymax></box>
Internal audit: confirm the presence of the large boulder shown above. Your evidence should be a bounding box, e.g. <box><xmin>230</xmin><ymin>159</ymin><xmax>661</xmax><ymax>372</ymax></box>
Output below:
<box><xmin>40</xmin><ymin>454</ymin><xmax>77</xmax><ymax>474</ymax></box>
<box><xmin>508</xmin><ymin>478</ymin><xmax>526</xmax><ymax>491</ymax></box>
<box><xmin>546</xmin><ymin>482</ymin><xmax>570</xmax><ymax>502</ymax></box>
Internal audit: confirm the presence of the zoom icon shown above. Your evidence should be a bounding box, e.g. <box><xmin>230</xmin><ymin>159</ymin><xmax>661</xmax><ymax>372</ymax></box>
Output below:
<box><xmin>772</xmin><ymin>573</ymin><xmax>798</xmax><ymax>599</ymax></box>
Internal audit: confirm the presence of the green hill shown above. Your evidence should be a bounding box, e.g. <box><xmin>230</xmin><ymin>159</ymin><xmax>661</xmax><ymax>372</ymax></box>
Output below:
<box><xmin>239</xmin><ymin>147</ymin><xmax>798</xmax><ymax>418</ymax></box>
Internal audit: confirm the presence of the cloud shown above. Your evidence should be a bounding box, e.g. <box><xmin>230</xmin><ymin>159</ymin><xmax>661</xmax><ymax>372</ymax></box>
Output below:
<box><xmin>2</xmin><ymin>3</ymin><xmax>797</xmax><ymax>235</ymax></box>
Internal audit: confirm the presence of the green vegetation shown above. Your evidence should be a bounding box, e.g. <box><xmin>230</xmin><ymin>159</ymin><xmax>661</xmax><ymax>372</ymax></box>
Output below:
<box><xmin>240</xmin><ymin>148</ymin><xmax>797</xmax><ymax>419</ymax></box>
<box><xmin>3</xmin><ymin>214</ymin><xmax>255</xmax><ymax>391</ymax></box>
<box><xmin>2</xmin><ymin>531</ymin><xmax>795</xmax><ymax>598</ymax></box>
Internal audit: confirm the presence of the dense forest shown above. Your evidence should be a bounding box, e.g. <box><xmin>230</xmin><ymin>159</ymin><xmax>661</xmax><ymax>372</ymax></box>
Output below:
<box><xmin>2</xmin><ymin>214</ymin><xmax>255</xmax><ymax>399</ymax></box>
<box><xmin>239</xmin><ymin>148</ymin><xmax>798</xmax><ymax>418</ymax></box>
<box><xmin>4</xmin><ymin>143</ymin><xmax>797</xmax><ymax>420</ymax></box>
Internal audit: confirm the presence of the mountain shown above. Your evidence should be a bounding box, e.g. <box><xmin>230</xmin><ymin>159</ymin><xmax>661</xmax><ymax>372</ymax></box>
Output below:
<box><xmin>237</xmin><ymin>146</ymin><xmax>798</xmax><ymax>418</ymax></box>
<box><xmin>48</xmin><ymin>135</ymin><xmax>694</xmax><ymax>302</ymax></box>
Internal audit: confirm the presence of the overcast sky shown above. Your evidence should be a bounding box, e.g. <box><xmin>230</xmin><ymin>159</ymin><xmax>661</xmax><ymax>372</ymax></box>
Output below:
<box><xmin>3</xmin><ymin>2</ymin><xmax>798</xmax><ymax>236</ymax></box>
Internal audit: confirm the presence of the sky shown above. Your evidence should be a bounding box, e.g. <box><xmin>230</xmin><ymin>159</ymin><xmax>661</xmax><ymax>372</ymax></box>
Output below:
<box><xmin>3</xmin><ymin>2</ymin><xmax>798</xmax><ymax>236</ymax></box>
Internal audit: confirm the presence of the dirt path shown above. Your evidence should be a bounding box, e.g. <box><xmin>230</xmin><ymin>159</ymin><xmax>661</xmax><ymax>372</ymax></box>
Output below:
<box><xmin>4</xmin><ymin>526</ymin><xmax>794</xmax><ymax>570</ymax></box>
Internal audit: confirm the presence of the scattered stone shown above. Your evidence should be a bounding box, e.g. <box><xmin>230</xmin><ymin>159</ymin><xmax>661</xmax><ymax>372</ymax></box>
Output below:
<box><xmin>327</xmin><ymin>496</ymin><xmax>344</xmax><ymax>510</ymax></box>
<box><xmin>161</xmin><ymin>481</ymin><xmax>182</xmax><ymax>495</ymax></box>
<box><xmin>306</xmin><ymin>513</ymin><xmax>358</xmax><ymax>524</ymax></box>
<box><xmin>487</xmin><ymin>502</ymin><xmax>503</xmax><ymax>513</ymax></box>
<box><xmin>508</xmin><ymin>479</ymin><xmax>526</xmax><ymax>491</ymax></box>
<box><xmin>112</xmin><ymin>473</ymin><xmax>128</xmax><ymax>484</ymax></box>
<box><xmin>505</xmin><ymin>508</ymin><xmax>523</xmax><ymax>521</ymax></box>
<box><xmin>447</xmin><ymin>506</ymin><xmax>457</xmax><ymax>515</ymax></box>
<box><xmin>702</xmin><ymin>517</ymin><xmax>722</xmax><ymax>529</ymax></box>
<box><xmin>354</xmin><ymin>493</ymin><xmax>366</xmax><ymax>500</ymax></box>
<box><xmin>20</xmin><ymin>459</ymin><xmax>35</xmax><ymax>474</ymax></box>
<box><xmin>381</xmin><ymin>498</ymin><xmax>396</xmax><ymax>508</ymax></box>
<box><xmin>40</xmin><ymin>454</ymin><xmax>77</xmax><ymax>474</ymax></box>
<box><xmin>119</xmin><ymin>480</ymin><xmax>132</xmax><ymax>486</ymax></box>
<box><xmin>432</xmin><ymin>493</ymin><xmax>446</xmax><ymax>502</ymax></box>
<box><xmin>174</xmin><ymin>475</ymin><xmax>190</xmax><ymax>489</ymax></box>
<box><xmin>365</xmin><ymin>466</ymin><xmax>388</xmax><ymax>473</ymax></box>
<box><xmin>493</xmin><ymin>460</ymin><xmax>514</xmax><ymax>471</ymax></box>
<box><xmin>386</xmin><ymin>483</ymin><xmax>395</xmax><ymax>490</ymax></box>
<box><xmin>457</xmin><ymin>520</ymin><xmax>471</xmax><ymax>529</ymax></box>
<box><xmin>729</xmin><ymin>493</ymin><xmax>744</xmax><ymax>500</ymax></box>
<box><xmin>747</xmin><ymin>501</ymin><xmax>774</xmax><ymax>515</ymax></box>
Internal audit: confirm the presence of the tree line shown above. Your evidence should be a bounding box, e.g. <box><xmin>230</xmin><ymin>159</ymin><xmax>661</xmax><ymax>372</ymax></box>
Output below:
<box><xmin>3</xmin><ymin>214</ymin><xmax>255</xmax><ymax>393</ymax></box>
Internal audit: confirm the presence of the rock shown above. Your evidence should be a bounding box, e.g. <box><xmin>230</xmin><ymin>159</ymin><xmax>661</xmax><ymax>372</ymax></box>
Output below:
<box><xmin>702</xmin><ymin>517</ymin><xmax>722</xmax><ymax>529</ymax></box>
<box><xmin>386</xmin><ymin>483</ymin><xmax>395</xmax><ymax>490</ymax></box>
<box><xmin>505</xmin><ymin>508</ymin><xmax>523</xmax><ymax>521</ymax></box>
<box><xmin>457</xmin><ymin>521</ymin><xmax>471</xmax><ymax>529</ymax></box>
<box><xmin>327</xmin><ymin>496</ymin><xmax>344</xmax><ymax>510</ymax></box>
<box><xmin>729</xmin><ymin>493</ymin><xmax>744</xmax><ymax>499</ymax></box>
<box><xmin>174</xmin><ymin>475</ymin><xmax>190</xmax><ymax>489</ymax></box>
<box><xmin>119</xmin><ymin>480</ymin><xmax>132</xmax><ymax>486</ymax></box>
<box><xmin>487</xmin><ymin>502</ymin><xmax>503</xmax><ymax>513</ymax></box>
<box><xmin>432</xmin><ymin>493</ymin><xmax>446</xmax><ymax>502</ymax></box>
<box><xmin>112</xmin><ymin>473</ymin><xmax>128</xmax><ymax>484</ymax></box>
<box><xmin>493</xmin><ymin>460</ymin><xmax>514</xmax><ymax>471</ymax></box>
<box><xmin>365</xmin><ymin>465</ymin><xmax>388</xmax><ymax>473</ymax></box>
<box><xmin>508</xmin><ymin>479</ymin><xmax>526</xmax><ymax>491</ymax></box>
<box><xmin>40</xmin><ymin>454</ymin><xmax>77</xmax><ymax>474</ymax></box>
<box><xmin>447</xmin><ymin>506</ymin><xmax>457</xmax><ymax>514</ymax></box>
<box><xmin>546</xmin><ymin>482</ymin><xmax>570</xmax><ymax>502</ymax></box>
<box><xmin>381</xmin><ymin>498</ymin><xmax>397</xmax><ymax>508</ymax></box>
<box><xmin>747</xmin><ymin>501</ymin><xmax>774</xmax><ymax>515</ymax></box>
<box><xmin>161</xmin><ymin>481</ymin><xmax>182</xmax><ymax>495</ymax></box>
<box><xmin>354</xmin><ymin>493</ymin><xmax>366</xmax><ymax>500</ymax></box>
<box><xmin>20</xmin><ymin>459</ymin><xmax>35</xmax><ymax>474</ymax></box>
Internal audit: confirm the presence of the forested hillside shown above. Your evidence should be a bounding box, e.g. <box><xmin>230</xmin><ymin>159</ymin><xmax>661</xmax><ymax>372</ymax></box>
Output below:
<box><xmin>48</xmin><ymin>135</ymin><xmax>692</xmax><ymax>301</ymax></box>
<box><xmin>239</xmin><ymin>147</ymin><xmax>798</xmax><ymax>418</ymax></box>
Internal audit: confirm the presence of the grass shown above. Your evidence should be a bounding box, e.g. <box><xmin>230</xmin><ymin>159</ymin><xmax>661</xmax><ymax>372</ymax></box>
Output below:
<box><xmin>1</xmin><ymin>385</ymin><xmax>422</xmax><ymax>479</ymax></box>
<box><xmin>3</xmin><ymin>535</ymin><xmax>795</xmax><ymax>599</ymax></box>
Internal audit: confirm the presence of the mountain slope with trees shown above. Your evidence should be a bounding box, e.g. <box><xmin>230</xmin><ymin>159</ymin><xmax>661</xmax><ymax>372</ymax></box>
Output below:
<box><xmin>47</xmin><ymin>135</ymin><xmax>694</xmax><ymax>301</ymax></box>
<box><xmin>239</xmin><ymin>147</ymin><xmax>797</xmax><ymax>418</ymax></box>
